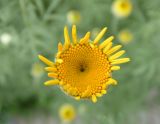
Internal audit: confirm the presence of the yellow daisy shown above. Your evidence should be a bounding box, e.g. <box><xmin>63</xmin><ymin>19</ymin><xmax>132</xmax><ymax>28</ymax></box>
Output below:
<box><xmin>118</xmin><ymin>29</ymin><xmax>133</xmax><ymax>44</ymax></box>
<box><xmin>38</xmin><ymin>25</ymin><xmax>130</xmax><ymax>103</ymax></box>
<box><xmin>112</xmin><ymin>0</ymin><xmax>132</xmax><ymax>18</ymax></box>
<box><xmin>59</xmin><ymin>104</ymin><xmax>76</xmax><ymax>122</ymax></box>
<box><xmin>67</xmin><ymin>10</ymin><xmax>81</xmax><ymax>25</ymax></box>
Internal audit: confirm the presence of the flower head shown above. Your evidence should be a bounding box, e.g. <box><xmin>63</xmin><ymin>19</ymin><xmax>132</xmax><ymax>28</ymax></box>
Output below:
<box><xmin>59</xmin><ymin>104</ymin><xmax>76</xmax><ymax>122</ymax></box>
<box><xmin>67</xmin><ymin>10</ymin><xmax>81</xmax><ymax>25</ymax></box>
<box><xmin>118</xmin><ymin>29</ymin><xmax>133</xmax><ymax>44</ymax></box>
<box><xmin>38</xmin><ymin>25</ymin><xmax>130</xmax><ymax>103</ymax></box>
<box><xmin>112</xmin><ymin>0</ymin><xmax>132</xmax><ymax>18</ymax></box>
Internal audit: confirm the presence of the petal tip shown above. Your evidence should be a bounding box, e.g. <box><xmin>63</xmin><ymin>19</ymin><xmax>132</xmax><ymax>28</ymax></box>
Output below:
<box><xmin>92</xmin><ymin>95</ymin><xmax>97</xmax><ymax>103</ymax></box>
<box><xmin>75</xmin><ymin>96</ymin><xmax>80</xmax><ymax>100</ymax></box>
<box><xmin>38</xmin><ymin>54</ymin><xmax>42</xmax><ymax>59</ymax></box>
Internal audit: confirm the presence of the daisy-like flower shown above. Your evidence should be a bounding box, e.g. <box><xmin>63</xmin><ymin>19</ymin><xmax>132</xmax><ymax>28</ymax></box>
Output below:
<box><xmin>112</xmin><ymin>0</ymin><xmax>132</xmax><ymax>18</ymax></box>
<box><xmin>118</xmin><ymin>29</ymin><xmax>133</xmax><ymax>44</ymax></box>
<box><xmin>67</xmin><ymin>10</ymin><xmax>81</xmax><ymax>25</ymax></box>
<box><xmin>38</xmin><ymin>25</ymin><xmax>130</xmax><ymax>103</ymax></box>
<box><xmin>59</xmin><ymin>104</ymin><xmax>76</xmax><ymax>122</ymax></box>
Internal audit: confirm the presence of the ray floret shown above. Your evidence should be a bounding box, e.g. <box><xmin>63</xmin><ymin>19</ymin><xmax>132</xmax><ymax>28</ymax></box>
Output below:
<box><xmin>72</xmin><ymin>25</ymin><xmax>77</xmax><ymax>44</ymax></box>
<box><xmin>99</xmin><ymin>36</ymin><xmax>114</xmax><ymax>49</ymax></box>
<box><xmin>58</xmin><ymin>42</ymin><xmax>63</xmax><ymax>52</ymax></box>
<box><xmin>45</xmin><ymin>67</ymin><xmax>57</xmax><ymax>72</ymax></box>
<box><xmin>80</xmin><ymin>32</ymin><xmax>90</xmax><ymax>44</ymax></box>
<box><xmin>44</xmin><ymin>79</ymin><xmax>59</xmax><ymax>86</ymax></box>
<box><xmin>64</xmin><ymin>26</ymin><xmax>70</xmax><ymax>50</ymax></box>
<box><xmin>109</xmin><ymin>50</ymin><xmax>125</xmax><ymax>60</ymax></box>
<box><xmin>93</xmin><ymin>27</ymin><xmax>107</xmax><ymax>44</ymax></box>
<box><xmin>92</xmin><ymin>95</ymin><xmax>97</xmax><ymax>103</ymax></box>
<box><xmin>103</xmin><ymin>42</ymin><xmax>113</xmax><ymax>53</ymax></box>
<box><xmin>38</xmin><ymin>55</ymin><xmax>54</xmax><ymax>66</ymax></box>
<box><xmin>111</xmin><ymin>58</ymin><xmax>130</xmax><ymax>65</ymax></box>
<box><xmin>106</xmin><ymin>45</ymin><xmax>122</xmax><ymax>55</ymax></box>
<box><xmin>111</xmin><ymin>66</ymin><xmax>120</xmax><ymax>71</ymax></box>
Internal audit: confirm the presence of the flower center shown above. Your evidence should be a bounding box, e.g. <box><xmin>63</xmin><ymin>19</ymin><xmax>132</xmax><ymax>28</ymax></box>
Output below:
<box><xmin>121</xmin><ymin>2</ymin><xmax>128</xmax><ymax>9</ymax></box>
<box><xmin>57</xmin><ymin>43</ymin><xmax>111</xmax><ymax>98</ymax></box>
<box><xmin>79</xmin><ymin>64</ymin><xmax>86</xmax><ymax>72</ymax></box>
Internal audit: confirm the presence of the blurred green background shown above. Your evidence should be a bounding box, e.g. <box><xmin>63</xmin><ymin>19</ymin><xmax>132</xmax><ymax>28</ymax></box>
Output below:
<box><xmin>0</xmin><ymin>0</ymin><xmax>160</xmax><ymax>124</ymax></box>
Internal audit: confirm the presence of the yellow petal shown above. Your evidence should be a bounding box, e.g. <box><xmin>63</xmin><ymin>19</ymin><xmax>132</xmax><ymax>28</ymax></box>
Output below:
<box><xmin>58</xmin><ymin>42</ymin><xmax>63</xmax><ymax>52</ymax></box>
<box><xmin>111</xmin><ymin>58</ymin><xmax>130</xmax><ymax>65</ymax></box>
<box><xmin>96</xmin><ymin>93</ymin><xmax>102</xmax><ymax>97</ymax></box>
<box><xmin>44</xmin><ymin>79</ymin><xmax>59</xmax><ymax>86</ymax></box>
<box><xmin>99</xmin><ymin>36</ymin><xmax>114</xmax><ymax>49</ymax></box>
<box><xmin>38</xmin><ymin>55</ymin><xmax>54</xmax><ymax>66</ymax></box>
<box><xmin>64</xmin><ymin>26</ymin><xmax>70</xmax><ymax>50</ymax></box>
<box><xmin>106</xmin><ymin>45</ymin><xmax>122</xmax><ymax>55</ymax></box>
<box><xmin>101</xmin><ymin>90</ymin><xmax>107</xmax><ymax>94</ymax></box>
<box><xmin>56</xmin><ymin>52</ymin><xmax>61</xmax><ymax>59</ymax></box>
<box><xmin>103</xmin><ymin>42</ymin><xmax>112</xmax><ymax>53</ymax></box>
<box><xmin>75</xmin><ymin>96</ymin><xmax>80</xmax><ymax>100</ymax></box>
<box><xmin>102</xmin><ymin>83</ymin><xmax>107</xmax><ymax>89</ymax></box>
<box><xmin>45</xmin><ymin>67</ymin><xmax>57</xmax><ymax>72</ymax></box>
<box><xmin>107</xmin><ymin>78</ymin><xmax>117</xmax><ymax>85</ymax></box>
<box><xmin>111</xmin><ymin>66</ymin><xmax>120</xmax><ymax>71</ymax></box>
<box><xmin>80</xmin><ymin>32</ymin><xmax>90</xmax><ymax>44</ymax></box>
<box><xmin>93</xmin><ymin>27</ymin><xmax>107</xmax><ymax>44</ymax></box>
<box><xmin>56</xmin><ymin>59</ymin><xmax>63</xmax><ymax>63</ymax></box>
<box><xmin>90</xmin><ymin>43</ymin><xmax>95</xmax><ymax>49</ymax></box>
<box><xmin>72</xmin><ymin>25</ymin><xmax>77</xmax><ymax>44</ymax></box>
<box><xmin>91</xmin><ymin>95</ymin><xmax>97</xmax><ymax>103</ymax></box>
<box><xmin>48</xmin><ymin>73</ymin><xmax>58</xmax><ymax>78</ymax></box>
<box><xmin>109</xmin><ymin>50</ymin><xmax>125</xmax><ymax>61</ymax></box>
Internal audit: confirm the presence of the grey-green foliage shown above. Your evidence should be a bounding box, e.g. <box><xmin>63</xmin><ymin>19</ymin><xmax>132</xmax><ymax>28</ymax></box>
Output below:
<box><xmin>0</xmin><ymin>0</ymin><xmax>160</xmax><ymax>123</ymax></box>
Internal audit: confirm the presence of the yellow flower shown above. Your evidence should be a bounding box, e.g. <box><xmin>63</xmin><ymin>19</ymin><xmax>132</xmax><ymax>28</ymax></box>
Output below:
<box><xmin>59</xmin><ymin>104</ymin><xmax>76</xmax><ymax>122</ymax></box>
<box><xmin>118</xmin><ymin>29</ymin><xmax>133</xmax><ymax>44</ymax></box>
<box><xmin>38</xmin><ymin>25</ymin><xmax>130</xmax><ymax>103</ymax></box>
<box><xmin>31</xmin><ymin>63</ymin><xmax>44</xmax><ymax>79</ymax></box>
<box><xmin>112</xmin><ymin>0</ymin><xmax>132</xmax><ymax>18</ymax></box>
<box><xmin>67</xmin><ymin>10</ymin><xmax>81</xmax><ymax>25</ymax></box>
